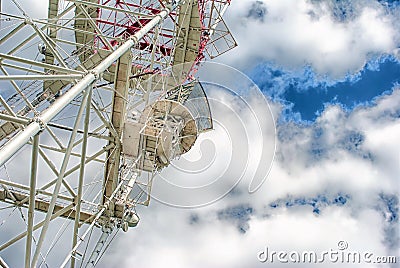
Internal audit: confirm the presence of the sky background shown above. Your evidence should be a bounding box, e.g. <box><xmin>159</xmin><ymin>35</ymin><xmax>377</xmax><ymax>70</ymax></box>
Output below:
<box><xmin>0</xmin><ymin>0</ymin><xmax>399</xmax><ymax>267</ymax></box>
<box><xmin>101</xmin><ymin>1</ymin><xmax>400</xmax><ymax>267</ymax></box>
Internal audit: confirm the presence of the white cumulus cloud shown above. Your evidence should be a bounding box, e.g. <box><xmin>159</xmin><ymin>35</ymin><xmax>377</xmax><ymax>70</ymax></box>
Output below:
<box><xmin>98</xmin><ymin>84</ymin><xmax>400</xmax><ymax>268</ymax></box>
<box><xmin>221</xmin><ymin>0</ymin><xmax>400</xmax><ymax>77</ymax></box>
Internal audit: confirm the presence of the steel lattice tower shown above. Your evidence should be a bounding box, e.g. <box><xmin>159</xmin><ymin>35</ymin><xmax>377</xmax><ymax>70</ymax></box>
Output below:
<box><xmin>0</xmin><ymin>0</ymin><xmax>236</xmax><ymax>267</ymax></box>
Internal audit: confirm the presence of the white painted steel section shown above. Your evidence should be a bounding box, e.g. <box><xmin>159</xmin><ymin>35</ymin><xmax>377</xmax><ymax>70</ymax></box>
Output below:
<box><xmin>0</xmin><ymin>0</ymin><xmax>181</xmax><ymax>167</ymax></box>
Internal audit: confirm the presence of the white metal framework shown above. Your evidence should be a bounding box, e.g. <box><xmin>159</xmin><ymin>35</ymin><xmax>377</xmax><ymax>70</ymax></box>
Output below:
<box><xmin>0</xmin><ymin>0</ymin><xmax>236</xmax><ymax>267</ymax></box>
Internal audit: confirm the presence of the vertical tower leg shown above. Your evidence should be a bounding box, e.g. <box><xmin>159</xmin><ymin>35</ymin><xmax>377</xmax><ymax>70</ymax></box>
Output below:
<box><xmin>102</xmin><ymin>51</ymin><xmax>132</xmax><ymax>216</ymax></box>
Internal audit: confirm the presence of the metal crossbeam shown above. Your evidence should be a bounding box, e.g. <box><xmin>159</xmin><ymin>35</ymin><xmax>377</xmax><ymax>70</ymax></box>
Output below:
<box><xmin>0</xmin><ymin>189</ymin><xmax>93</xmax><ymax>223</ymax></box>
<box><xmin>25</xmin><ymin>135</ymin><xmax>39</xmax><ymax>268</ymax></box>
<box><xmin>0</xmin><ymin>1</ymin><xmax>179</xmax><ymax>167</ymax></box>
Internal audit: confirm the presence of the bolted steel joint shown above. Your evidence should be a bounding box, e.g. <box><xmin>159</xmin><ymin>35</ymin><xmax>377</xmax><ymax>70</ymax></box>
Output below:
<box><xmin>129</xmin><ymin>35</ymin><xmax>139</xmax><ymax>44</ymax></box>
<box><xmin>88</xmin><ymin>70</ymin><xmax>101</xmax><ymax>80</ymax></box>
<box><xmin>31</xmin><ymin>117</ymin><xmax>47</xmax><ymax>132</ymax></box>
<box><xmin>24</xmin><ymin>17</ymin><xmax>33</xmax><ymax>25</ymax></box>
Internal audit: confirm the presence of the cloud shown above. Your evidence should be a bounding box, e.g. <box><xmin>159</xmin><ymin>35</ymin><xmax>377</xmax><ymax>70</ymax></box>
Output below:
<box><xmin>98</xmin><ymin>85</ymin><xmax>399</xmax><ymax>268</ymax></box>
<box><xmin>221</xmin><ymin>0</ymin><xmax>400</xmax><ymax>78</ymax></box>
<box><xmin>0</xmin><ymin>0</ymin><xmax>48</xmax><ymax>26</ymax></box>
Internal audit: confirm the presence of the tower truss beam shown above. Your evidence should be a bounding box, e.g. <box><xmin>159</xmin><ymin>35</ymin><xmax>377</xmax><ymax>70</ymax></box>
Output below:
<box><xmin>0</xmin><ymin>203</ymin><xmax>75</xmax><ymax>252</ymax></box>
<box><xmin>0</xmin><ymin>190</ymin><xmax>93</xmax><ymax>223</ymax></box>
<box><xmin>70</xmin><ymin>87</ymin><xmax>92</xmax><ymax>268</ymax></box>
<box><xmin>25</xmin><ymin>135</ymin><xmax>39</xmax><ymax>268</ymax></box>
<box><xmin>0</xmin><ymin>0</ymin><xmax>181</xmax><ymax>167</ymax></box>
<box><xmin>102</xmin><ymin>51</ymin><xmax>132</xmax><ymax>212</ymax></box>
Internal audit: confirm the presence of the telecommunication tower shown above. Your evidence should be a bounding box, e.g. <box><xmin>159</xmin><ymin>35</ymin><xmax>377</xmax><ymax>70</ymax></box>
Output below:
<box><xmin>0</xmin><ymin>0</ymin><xmax>236</xmax><ymax>267</ymax></box>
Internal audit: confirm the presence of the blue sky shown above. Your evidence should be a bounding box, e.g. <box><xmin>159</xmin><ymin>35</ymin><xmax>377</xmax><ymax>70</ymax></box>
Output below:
<box><xmin>251</xmin><ymin>56</ymin><xmax>400</xmax><ymax>122</ymax></box>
